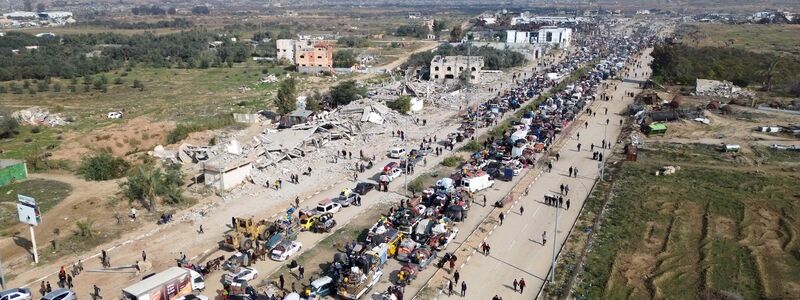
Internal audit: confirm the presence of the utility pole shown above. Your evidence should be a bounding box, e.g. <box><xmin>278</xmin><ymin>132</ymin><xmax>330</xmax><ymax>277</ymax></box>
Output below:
<box><xmin>0</xmin><ymin>255</ymin><xmax>6</xmax><ymax>289</ymax></box>
<box><xmin>550</xmin><ymin>205</ymin><xmax>559</xmax><ymax>282</ymax></box>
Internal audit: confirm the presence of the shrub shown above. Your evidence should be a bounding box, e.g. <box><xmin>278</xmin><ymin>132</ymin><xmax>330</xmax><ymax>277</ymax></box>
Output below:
<box><xmin>460</xmin><ymin>140</ymin><xmax>482</xmax><ymax>152</ymax></box>
<box><xmin>387</xmin><ymin>95</ymin><xmax>412</xmax><ymax>113</ymax></box>
<box><xmin>30</xmin><ymin>126</ymin><xmax>41</xmax><ymax>134</ymax></box>
<box><xmin>77</xmin><ymin>152</ymin><xmax>131</xmax><ymax>181</ymax></box>
<box><xmin>441</xmin><ymin>155</ymin><xmax>464</xmax><ymax>167</ymax></box>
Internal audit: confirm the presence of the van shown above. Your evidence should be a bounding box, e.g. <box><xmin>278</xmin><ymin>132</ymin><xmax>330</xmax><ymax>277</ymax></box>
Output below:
<box><xmin>40</xmin><ymin>289</ymin><xmax>76</xmax><ymax>300</ymax></box>
<box><xmin>460</xmin><ymin>173</ymin><xmax>494</xmax><ymax>193</ymax></box>
<box><xmin>188</xmin><ymin>269</ymin><xmax>205</xmax><ymax>291</ymax></box>
<box><xmin>316</xmin><ymin>200</ymin><xmax>341</xmax><ymax>214</ymax></box>
<box><xmin>388</xmin><ymin>147</ymin><xmax>406</xmax><ymax>159</ymax></box>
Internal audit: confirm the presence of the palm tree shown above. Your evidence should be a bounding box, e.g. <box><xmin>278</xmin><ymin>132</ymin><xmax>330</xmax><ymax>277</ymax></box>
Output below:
<box><xmin>758</xmin><ymin>58</ymin><xmax>782</xmax><ymax>92</ymax></box>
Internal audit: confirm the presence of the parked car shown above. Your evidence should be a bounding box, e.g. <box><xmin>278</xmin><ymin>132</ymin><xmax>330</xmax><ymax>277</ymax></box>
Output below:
<box><xmin>224</xmin><ymin>267</ymin><xmax>259</xmax><ymax>284</ymax></box>
<box><xmin>40</xmin><ymin>289</ymin><xmax>76</xmax><ymax>300</ymax></box>
<box><xmin>353</xmin><ymin>182</ymin><xmax>376</xmax><ymax>195</ymax></box>
<box><xmin>270</xmin><ymin>240</ymin><xmax>302</xmax><ymax>261</ymax></box>
<box><xmin>335</xmin><ymin>192</ymin><xmax>359</xmax><ymax>207</ymax></box>
<box><xmin>385</xmin><ymin>168</ymin><xmax>403</xmax><ymax>181</ymax></box>
<box><xmin>0</xmin><ymin>288</ymin><xmax>31</xmax><ymax>300</ymax></box>
<box><xmin>388</xmin><ymin>147</ymin><xmax>406</xmax><ymax>159</ymax></box>
<box><xmin>316</xmin><ymin>200</ymin><xmax>342</xmax><ymax>214</ymax></box>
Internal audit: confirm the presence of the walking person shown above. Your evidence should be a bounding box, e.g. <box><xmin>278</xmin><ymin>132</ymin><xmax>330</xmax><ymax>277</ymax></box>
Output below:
<box><xmin>542</xmin><ymin>231</ymin><xmax>547</xmax><ymax>245</ymax></box>
<box><xmin>460</xmin><ymin>281</ymin><xmax>467</xmax><ymax>297</ymax></box>
<box><xmin>574</xmin><ymin>168</ymin><xmax>579</xmax><ymax>178</ymax></box>
<box><xmin>199</xmin><ymin>224</ymin><xmax>204</xmax><ymax>234</ymax></box>
<box><xmin>46</xmin><ymin>282</ymin><xmax>52</xmax><ymax>294</ymax></box>
<box><xmin>519</xmin><ymin>278</ymin><xmax>526</xmax><ymax>293</ymax></box>
<box><xmin>520</xmin><ymin>206</ymin><xmax>524</xmax><ymax>215</ymax></box>
<box><xmin>448</xmin><ymin>280</ymin><xmax>454</xmax><ymax>296</ymax></box>
<box><xmin>577</xmin><ymin>143</ymin><xmax>582</xmax><ymax>152</ymax></box>
<box><xmin>566</xmin><ymin>199</ymin><xmax>571</xmax><ymax>210</ymax></box>
<box><xmin>512</xmin><ymin>279</ymin><xmax>518</xmax><ymax>292</ymax></box>
<box><xmin>279</xmin><ymin>274</ymin><xmax>285</xmax><ymax>291</ymax></box>
<box><xmin>142</xmin><ymin>250</ymin><xmax>147</xmax><ymax>262</ymax></box>
<box><xmin>568</xmin><ymin>167</ymin><xmax>573</xmax><ymax>177</ymax></box>
<box><xmin>547</xmin><ymin>162</ymin><xmax>552</xmax><ymax>172</ymax></box>
<box><xmin>66</xmin><ymin>275</ymin><xmax>73</xmax><ymax>289</ymax></box>
<box><xmin>564</xmin><ymin>185</ymin><xmax>569</xmax><ymax>196</ymax></box>
<box><xmin>555</xmin><ymin>153</ymin><xmax>560</xmax><ymax>161</ymax></box>
<box><xmin>560</xmin><ymin>184</ymin><xmax>564</xmax><ymax>194</ymax></box>
<box><xmin>499</xmin><ymin>212</ymin><xmax>505</xmax><ymax>225</ymax></box>
<box><xmin>92</xmin><ymin>284</ymin><xmax>102</xmax><ymax>300</ymax></box>
<box><xmin>298</xmin><ymin>265</ymin><xmax>305</xmax><ymax>279</ymax></box>
<box><xmin>454</xmin><ymin>270</ymin><xmax>460</xmax><ymax>284</ymax></box>
<box><xmin>559</xmin><ymin>197</ymin><xmax>564</xmax><ymax>208</ymax></box>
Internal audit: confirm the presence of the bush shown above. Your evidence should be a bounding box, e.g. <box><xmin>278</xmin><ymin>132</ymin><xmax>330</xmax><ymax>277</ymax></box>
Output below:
<box><xmin>387</xmin><ymin>95</ymin><xmax>412</xmax><ymax>113</ymax></box>
<box><xmin>441</xmin><ymin>155</ymin><xmax>464</xmax><ymax>167</ymax></box>
<box><xmin>460</xmin><ymin>140</ymin><xmax>482</xmax><ymax>152</ymax></box>
<box><xmin>333</xmin><ymin>49</ymin><xmax>358</xmax><ymax>68</ymax></box>
<box><xmin>408</xmin><ymin>176</ymin><xmax>428</xmax><ymax>193</ymax></box>
<box><xmin>30</xmin><ymin>126</ymin><xmax>41</xmax><ymax>134</ymax></box>
<box><xmin>1</xmin><ymin>110</ymin><xmax>20</xmax><ymax>138</ymax></box>
<box><xmin>78</xmin><ymin>152</ymin><xmax>131</xmax><ymax>181</ymax></box>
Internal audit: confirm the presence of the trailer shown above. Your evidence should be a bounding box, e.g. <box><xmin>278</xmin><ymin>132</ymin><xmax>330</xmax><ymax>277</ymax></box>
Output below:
<box><xmin>122</xmin><ymin>267</ymin><xmax>204</xmax><ymax>300</ymax></box>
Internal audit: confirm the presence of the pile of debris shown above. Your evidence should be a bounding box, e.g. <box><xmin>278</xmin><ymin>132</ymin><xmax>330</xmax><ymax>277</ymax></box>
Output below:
<box><xmin>655</xmin><ymin>165</ymin><xmax>680</xmax><ymax>176</ymax></box>
<box><xmin>695</xmin><ymin>79</ymin><xmax>754</xmax><ymax>99</ymax></box>
<box><xmin>339</xmin><ymin>100</ymin><xmax>395</xmax><ymax>125</ymax></box>
<box><xmin>12</xmin><ymin>106</ymin><xmax>70</xmax><ymax>127</ymax></box>
<box><xmin>259</xmin><ymin>74</ymin><xmax>278</xmax><ymax>84</ymax></box>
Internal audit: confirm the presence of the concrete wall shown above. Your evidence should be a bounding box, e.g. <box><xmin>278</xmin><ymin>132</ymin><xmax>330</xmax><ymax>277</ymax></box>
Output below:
<box><xmin>204</xmin><ymin>163</ymin><xmax>252</xmax><ymax>190</ymax></box>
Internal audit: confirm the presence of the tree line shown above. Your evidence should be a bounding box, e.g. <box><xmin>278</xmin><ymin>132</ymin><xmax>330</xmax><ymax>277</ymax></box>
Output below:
<box><xmin>0</xmin><ymin>30</ymin><xmax>252</xmax><ymax>81</ymax></box>
<box><xmin>651</xmin><ymin>44</ymin><xmax>800</xmax><ymax>96</ymax></box>
<box><xmin>83</xmin><ymin>18</ymin><xmax>194</xmax><ymax>30</ymax></box>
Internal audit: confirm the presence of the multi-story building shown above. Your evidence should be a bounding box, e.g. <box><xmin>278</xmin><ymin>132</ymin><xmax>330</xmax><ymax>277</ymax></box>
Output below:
<box><xmin>506</xmin><ymin>26</ymin><xmax>572</xmax><ymax>48</ymax></box>
<box><xmin>430</xmin><ymin>55</ymin><xmax>484</xmax><ymax>83</ymax></box>
<box><xmin>276</xmin><ymin>39</ymin><xmax>295</xmax><ymax>63</ymax></box>
<box><xmin>295</xmin><ymin>40</ymin><xmax>333</xmax><ymax>74</ymax></box>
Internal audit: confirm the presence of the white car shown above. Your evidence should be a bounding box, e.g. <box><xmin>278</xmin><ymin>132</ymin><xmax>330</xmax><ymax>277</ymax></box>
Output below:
<box><xmin>270</xmin><ymin>240</ymin><xmax>302</xmax><ymax>261</ymax></box>
<box><xmin>385</xmin><ymin>168</ymin><xmax>403</xmax><ymax>181</ymax></box>
<box><xmin>388</xmin><ymin>147</ymin><xmax>406</xmax><ymax>159</ymax></box>
<box><xmin>316</xmin><ymin>200</ymin><xmax>342</xmax><ymax>214</ymax></box>
<box><xmin>0</xmin><ymin>288</ymin><xmax>31</xmax><ymax>300</ymax></box>
<box><xmin>224</xmin><ymin>267</ymin><xmax>259</xmax><ymax>284</ymax></box>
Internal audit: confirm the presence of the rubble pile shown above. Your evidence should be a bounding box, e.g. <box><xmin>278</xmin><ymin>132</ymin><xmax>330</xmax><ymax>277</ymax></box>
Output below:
<box><xmin>695</xmin><ymin>79</ymin><xmax>754</xmax><ymax>99</ymax></box>
<box><xmin>259</xmin><ymin>74</ymin><xmax>278</xmax><ymax>84</ymax></box>
<box><xmin>12</xmin><ymin>106</ymin><xmax>70</xmax><ymax>127</ymax></box>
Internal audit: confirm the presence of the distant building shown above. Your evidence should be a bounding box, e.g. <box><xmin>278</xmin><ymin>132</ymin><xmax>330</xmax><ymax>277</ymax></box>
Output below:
<box><xmin>506</xmin><ymin>26</ymin><xmax>572</xmax><ymax>48</ymax></box>
<box><xmin>276</xmin><ymin>39</ymin><xmax>295</xmax><ymax>63</ymax></box>
<box><xmin>422</xmin><ymin>19</ymin><xmax>434</xmax><ymax>31</ymax></box>
<box><xmin>295</xmin><ymin>40</ymin><xmax>333</xmax><ymax>74</ymax></box>
<box><xmin>430</xmin><ymin>55</ymin><xmax>484</xmax><ymax>83</ymax></box>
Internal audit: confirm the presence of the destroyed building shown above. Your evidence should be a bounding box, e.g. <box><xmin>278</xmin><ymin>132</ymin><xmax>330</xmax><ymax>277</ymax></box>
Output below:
<box><xmin>295</xmin><ymin>40</ymin><xmax>333</xmax><ymax>74</ymax></box>
<box><xmin>430</xmin><ymin>55</ymin><xmax>484</xmax><ymax>83</ymax></box>
<box><xmin>506</xmin><ymin>26</ymin><xmax>573</xmax><ymax>48</ymax></box>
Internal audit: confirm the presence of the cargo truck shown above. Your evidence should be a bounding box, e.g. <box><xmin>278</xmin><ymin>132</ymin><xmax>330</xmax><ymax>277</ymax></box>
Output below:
<box><xmin>122</xmin><ymin>267</ymin><xmax>204</xmax><ymax>300</ymax></box>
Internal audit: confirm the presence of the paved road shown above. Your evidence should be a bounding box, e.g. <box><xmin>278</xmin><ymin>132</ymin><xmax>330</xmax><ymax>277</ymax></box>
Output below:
<box><xmin>437</xmin><ymin>48</ymin><xmax>655</xmax><ymax>300</ymax></box>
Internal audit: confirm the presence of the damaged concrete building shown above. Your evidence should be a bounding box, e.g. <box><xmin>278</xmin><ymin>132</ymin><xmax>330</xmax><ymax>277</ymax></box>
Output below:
<box><xmin>295</xmin><ymin>40</ymin><xmax>333</xmax><ymax>74</ymax></box>
<box><xmin>276</xmin><ymin>39</ymin><xmax>295</xmax><ymax>63</ymax></box>
<box><xmin>430</xmin><ymin>55</ymin><xmax>484</xmax><ymax>83</ymax></box>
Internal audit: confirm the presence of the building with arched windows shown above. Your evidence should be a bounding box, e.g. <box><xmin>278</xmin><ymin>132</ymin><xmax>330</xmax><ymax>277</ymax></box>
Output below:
<box><xmin>430</xmin><ymin>55</ymin><xmax>484</xmax><ymax>83</ymax></box>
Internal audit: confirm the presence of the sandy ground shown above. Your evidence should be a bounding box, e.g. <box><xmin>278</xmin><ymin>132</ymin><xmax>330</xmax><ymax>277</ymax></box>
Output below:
<box><xmin>51</xmin><ymin>117</ymin><xmax>175</xmax><ymax>161</ymax></box>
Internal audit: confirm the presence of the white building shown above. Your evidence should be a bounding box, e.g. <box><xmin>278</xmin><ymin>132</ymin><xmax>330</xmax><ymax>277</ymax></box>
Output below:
<box><xmin>506</xmin><ymin>26</ymin><xmax>572</xmax><ymax>48</ymax></box>
<box><xmin>276</xmin><ymin>39</ymin><xmax>295</xmax><ymax>63</ymax></box>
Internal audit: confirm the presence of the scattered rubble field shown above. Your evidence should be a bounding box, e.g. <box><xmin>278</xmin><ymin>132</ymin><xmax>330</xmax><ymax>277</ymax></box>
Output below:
<box><xmin>578</xmin><ymin>144</ymin><xmax>800</xmax><ymax>300</ymax></box>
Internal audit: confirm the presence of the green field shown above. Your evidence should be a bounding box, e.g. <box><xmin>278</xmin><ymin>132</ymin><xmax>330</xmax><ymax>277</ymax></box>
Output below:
<box><xmin>677</xmin><ymin>24</ymin><xmax>800</xmax><ymax>57</ymax></box>
<box><xmin>574</xmin><ymin>144</ymin><xmax>800</xmax><ymax>299</ymax></box>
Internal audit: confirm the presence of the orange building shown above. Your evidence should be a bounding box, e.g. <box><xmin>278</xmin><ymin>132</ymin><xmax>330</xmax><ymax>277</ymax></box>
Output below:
<box><xmin>295</xmin><ymin>40</ymin><xmax>333</xmax><ymax>74</ymax></box>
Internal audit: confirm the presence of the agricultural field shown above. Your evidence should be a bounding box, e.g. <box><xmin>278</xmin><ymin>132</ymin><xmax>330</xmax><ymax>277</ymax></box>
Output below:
<box><xmin>0</xmin><ymin>179</ymin><xmax>72</xmax><ymax>235</ymax></box>
<box><xmin>574</xmin><ymin>142</ymin><xmax>800</xmax><ymax>299</ymax></box>
<box><xmin>676</xmin><ymin>24</ymin><xmax>800</xmax><ymax>57</ymax></box>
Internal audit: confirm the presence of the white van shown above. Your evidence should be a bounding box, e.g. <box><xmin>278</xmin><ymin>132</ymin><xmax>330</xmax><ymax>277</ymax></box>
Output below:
<box><xmin>389</xmin><ymin>147</ymin><xmax>406</xmax><ymax>159</ymax></box>
<box><xmin>460</xmin><ymin>174</ymin><xmax>494</xmax><ymax>193</ymax></box>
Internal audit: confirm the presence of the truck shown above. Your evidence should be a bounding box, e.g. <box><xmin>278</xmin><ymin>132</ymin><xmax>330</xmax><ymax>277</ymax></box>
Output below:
<box><xmin>336</xmin><ymin>246</ymin><xmax>387</xmax><ymax>299</ymax></box>
<box><xmin>122</xmin><ymin>267</ymin><xmax>204</xmax><ymax>300</ymax></box>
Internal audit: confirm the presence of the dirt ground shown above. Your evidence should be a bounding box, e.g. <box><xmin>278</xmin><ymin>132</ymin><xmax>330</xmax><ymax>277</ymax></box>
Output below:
<box><xmin>51</xmin><ymin>117</ymin><xmax>175</xmax><ymax>161</ymax></box>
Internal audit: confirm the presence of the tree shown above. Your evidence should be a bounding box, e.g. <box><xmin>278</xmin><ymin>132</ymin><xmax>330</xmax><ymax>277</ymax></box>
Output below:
<box><xmin>433</xmin><ymin>19</ymin><xmax>448</xmax><ymax>32</ymax></box>
<box><xmin>121</xmin><ymin>164</ymin><xmax>184</xmax><ymax>211</ymax></box>
<box><xmin>275</xmin><ymin>77</ymin><xmax>298</xmax><ymax>114</ymax></box>
<box><xmin>167</xmin><ymin>7</ymin><xmax>177</xmax><ymax>15</ymax></box>
<box><xmin>0</xmin><ymin>108</ymin><xmax>20</xmax><ymax>138</ymax></box>
<box><xmin>330</xmin><ymin>80</ymin><xmax>366</xmax><ymax>106</ymax></box>
<box><xmin>387</xmin><ymin>95</ymin><xmax>412</xmax><ymax>113</ymax></box>
<box><xmin>333</xmin><ymin>50</ymin><xmax>358</xmax><ymax>68</ymax></box>
<box><xmin>306</xmin><ymin>91</ymin><xmax>322</xmax><ymax>112</ymax></box>
<box><xmin>191</xmin><ymin>6</ymin><xmax>210</xmax><ymax>15</ymax></box>
<box><xmin>450</xmin><ymin>25</ymin><xmax>464</xmax><ymax>42</ymax></box>
<box><xmin>758</xmin><ymin>57</ymin><xmax>782</xmax><ymax>92</ymax></box>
